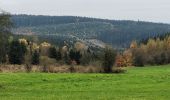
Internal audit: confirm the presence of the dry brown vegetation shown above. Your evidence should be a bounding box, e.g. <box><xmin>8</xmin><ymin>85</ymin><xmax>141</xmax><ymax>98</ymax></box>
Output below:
<box><xmin>0</xmin><ymin>64</ymin><xmax>125</xmax><ymax>73</ymax></box>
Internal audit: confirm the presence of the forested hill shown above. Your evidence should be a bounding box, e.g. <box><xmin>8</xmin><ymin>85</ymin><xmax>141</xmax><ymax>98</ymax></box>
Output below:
<box><xmin>11</xmin><ymin>15</ymin><xmax>170</xmax><ymax>48</ymax></box>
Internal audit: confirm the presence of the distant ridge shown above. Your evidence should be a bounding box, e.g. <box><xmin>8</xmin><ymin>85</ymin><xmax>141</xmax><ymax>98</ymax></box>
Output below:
<box><xmin>11</xmin><ymin>15</ymin><xmax>170</xmax><ymax>48</ymax></box>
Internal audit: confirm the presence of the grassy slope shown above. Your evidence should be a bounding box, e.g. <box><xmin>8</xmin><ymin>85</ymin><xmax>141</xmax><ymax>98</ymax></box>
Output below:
<box><xmin>0</xmin><ymin>65</ymin><xmax>170</xmax><ymax>100</ymax></box>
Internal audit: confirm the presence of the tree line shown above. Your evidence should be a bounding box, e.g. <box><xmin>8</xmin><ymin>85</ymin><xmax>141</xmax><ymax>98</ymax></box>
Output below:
<box><xmin>2</xmin><ymin>13</ymin><xmax>170</xmax><ymax>73</ymax></box>
<box><xmin>2</xmin><ymin>37</ymin><xmax>117</xmax><ymax>73</ymax></box>
<box><xmin>116</xmin><ymin>34</ymin><xmax>170</xmax><ymax>67</ymax></box>
<box><xmin>1</xmin><ymin>13</ymin><xmax>120</xmax><ymax>73</ymax></box>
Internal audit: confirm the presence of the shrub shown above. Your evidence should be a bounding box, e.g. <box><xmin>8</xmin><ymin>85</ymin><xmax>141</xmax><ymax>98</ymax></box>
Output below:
<box><xmin>69</xmin><ymin>65</ymin><xmax>75</xmax><ymax>73</ymax></box>
<box><xmin>40</xmin><ymin>56</ymin><xmax>56</xmax><ymax>72</ymax></box>
<box><xmin>112</xmin><ymin>67</ymin><xmax>126</xmax><ymax>73</ymax></box>
<box><xmin>25</xmin><ymin>64</ymin><xmax>32</xmax><ymax>73</ymax></box>
<box><xmin>102</xmin><ymin>46</ymin><xmax>117</xmax><ymax>73</ymax></box>
<box><xmin>132</xmin><ymin>48</ymin><xmax>145</xmax><ymax>67</ymax></box>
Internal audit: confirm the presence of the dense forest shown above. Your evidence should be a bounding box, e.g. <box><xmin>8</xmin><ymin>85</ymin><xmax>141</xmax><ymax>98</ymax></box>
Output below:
<box><xmin>11</xmin><ymin>15</ymin><xmax>170</xmax><ymax>49</ymax></box>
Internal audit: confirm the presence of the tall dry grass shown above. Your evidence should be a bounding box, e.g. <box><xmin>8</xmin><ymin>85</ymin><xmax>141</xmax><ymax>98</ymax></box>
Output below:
<box><xmin>0</xmin><ymin>64</ymin><xmax>126</xmax><ymax>73</ymax></box>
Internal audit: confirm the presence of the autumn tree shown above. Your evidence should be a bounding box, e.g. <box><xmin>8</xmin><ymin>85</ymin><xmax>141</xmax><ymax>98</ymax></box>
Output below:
<box><xmin>39</xmin><ymin>42</ymin><xmax>51</xmax><ymax>56</ymax></box>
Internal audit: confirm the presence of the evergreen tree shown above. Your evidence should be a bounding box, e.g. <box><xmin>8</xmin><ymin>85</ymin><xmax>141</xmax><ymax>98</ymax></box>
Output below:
<box><xmin>69</xmin><ymin>49</ymin><xmax>82</xmax><ymax>65</ymax></box>
<box><xmin>32</xmin><ymin>50</ymin><xmax>40</xmax><ymax>65</ymax></box>
<box><xmin>48</xmin><ymin>46</ymin><xmax>57</xmax><ymax>59</ymax></box>
<box><xmin>8</xmin><ymin>40</ymin><xmax>27</xmax><ymax>64</ymax></box>
<box><xmin>0</xmin><ymin>13</ymin><xmax>12</xmax><ymax>63</ymax></box>
<box><xmin>56</xmin><ymin>50</ymin><xmax>62</xmax><ymax>61</ymax></box>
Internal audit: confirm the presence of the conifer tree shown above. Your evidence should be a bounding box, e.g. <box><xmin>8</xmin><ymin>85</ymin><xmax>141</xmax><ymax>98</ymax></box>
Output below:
<box><xmin>32</xmin><ymin>50</ymin><xmax>40</xmax><ymax>65</ymax></box>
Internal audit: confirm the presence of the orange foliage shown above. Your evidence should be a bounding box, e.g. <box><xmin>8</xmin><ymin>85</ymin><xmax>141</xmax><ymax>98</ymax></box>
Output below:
<box><xmin>115</xmin><ymin>51</ymin><xmax>133</xmax><ymax>67</ymax></box>
<box><xmin>115</xmin><ymin>55</ymin><xmax>124</xmax><ymax>67</ymax></box>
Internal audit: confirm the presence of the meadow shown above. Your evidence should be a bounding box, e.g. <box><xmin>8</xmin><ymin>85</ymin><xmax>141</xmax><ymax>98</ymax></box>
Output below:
<box><xmin>0</xmin><ymin>65</ymin><xmax>170</xmax><ymax>100</ymax></box>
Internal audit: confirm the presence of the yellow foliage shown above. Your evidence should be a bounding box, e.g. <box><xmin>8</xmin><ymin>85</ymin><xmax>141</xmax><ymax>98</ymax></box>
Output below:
<box><xmin>19</xmin><ymin>38</ymin><xmax>28</xmax><ymax>45</ymax></box>
<box><xmin>130</xmin><ymin>41</ymin><xmax>137</xmax><ymax>49</ymax></box>
<box><xmin>40</xmin><ymin>42</ymin><xmax>51</xmax><ymax>56</ymax></box>
<box><xmin>40</xmin><ymin>42</ymin><xmax>51</xmax><ymax>47</ymax></box>
<box><xmin>32</xmin><ymin>43</ymin><xmax>39</xmax><ymax>51</ymax></box>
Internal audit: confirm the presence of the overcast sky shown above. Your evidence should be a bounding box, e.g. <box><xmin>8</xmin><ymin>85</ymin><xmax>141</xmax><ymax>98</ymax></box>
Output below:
<box><xmin>0</xmin><ymin>0</ymin><xmax>170</xmax><ymax>23</ymax></box>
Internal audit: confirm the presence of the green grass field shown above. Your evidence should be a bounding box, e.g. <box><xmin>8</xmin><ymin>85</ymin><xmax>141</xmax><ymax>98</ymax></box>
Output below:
<box><xmin>0</xmin><ymin>65</ymin><xmax>170</xmax><ymax>100</ymax></box>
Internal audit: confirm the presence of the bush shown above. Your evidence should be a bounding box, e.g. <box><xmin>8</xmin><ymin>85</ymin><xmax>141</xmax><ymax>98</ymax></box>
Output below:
<box><xmin>69</xmin><ymin>65</ymin><xmax>76</xmax><ymax>73</ymax></box>
<box><xmin>102</xmin><ymin>46</ymin><xmax>117</xmax><ymax>73</ymax></box>
<box><xmin>25</xmin><ymin>64</ymin><xmax>32</xmax><ymax>73</ymax></box>
<box><xmin>132</xmin><ymin>48</ymin><xmax>145</xmax><ymax>67</ymax></box>
<box><xmin>112</xmin><ymin>67</ymin><xmax>126</xmax><ymax>73</ymax></box>
<box><xmin>40</xmin><ymin>56</ymin><xmax>56</xmax><ymax>72</ymax></box>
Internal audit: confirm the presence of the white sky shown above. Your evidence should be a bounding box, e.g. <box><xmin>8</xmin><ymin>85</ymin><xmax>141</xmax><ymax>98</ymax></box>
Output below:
<box><xmin>0</xmin><ymin>0</ymin><xmax>170</xmax><ymax>23</ymax></box>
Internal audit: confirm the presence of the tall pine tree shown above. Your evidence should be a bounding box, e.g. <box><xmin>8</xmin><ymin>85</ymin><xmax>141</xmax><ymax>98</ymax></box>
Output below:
<box><xmin>0</xmin><ymin>13</ymin><xmax>12</xmax><ymax>63</ymax></box>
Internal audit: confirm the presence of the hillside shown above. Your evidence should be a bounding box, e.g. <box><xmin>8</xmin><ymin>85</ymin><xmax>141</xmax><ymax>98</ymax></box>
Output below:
<box><xmin>11</xmin><ymin>15</ymin><xmax>170</xmax><ymax>48</ymax></box>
